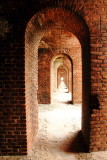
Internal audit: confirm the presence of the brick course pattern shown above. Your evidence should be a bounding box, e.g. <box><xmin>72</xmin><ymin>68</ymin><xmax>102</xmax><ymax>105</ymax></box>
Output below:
<box><xmin>0</xmin><ymin>0</ymin><xmax>107</xmax><ymax>155</ymax></box>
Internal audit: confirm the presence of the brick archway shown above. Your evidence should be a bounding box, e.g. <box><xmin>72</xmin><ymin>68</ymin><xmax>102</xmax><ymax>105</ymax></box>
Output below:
<box><xmin>38</xmin><ymin>30</ymin><xmax>82</xmax><ymax>104</ymax></box>
<box><xmin>51</xmin><ymin>54</ymin><xmax>73</xmax><ymax>103</ymax></box>
<box><xmin>25</xmin><ymin>8</ymin><xmax>90</xmax><ymax>153</ymax></box>
<box><xmin>0</xmin><ymin>0</ymin><xmax>107</xmax><ymax>156</ymax></box>
<box><xmin>57</xmin><ymin>65</ymin><xmax>69</xmax><ymax>90</ymax></box>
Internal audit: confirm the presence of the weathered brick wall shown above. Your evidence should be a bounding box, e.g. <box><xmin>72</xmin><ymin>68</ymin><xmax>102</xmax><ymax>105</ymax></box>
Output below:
<box><xmin>0</xmin><ymin>18</ymin><xmax>27</xmax><ymax>155</ymax></box>
<box><xmin>25</xmin><ymin>30</ymin><xmax>38</xmax><ymax>153</ymax></box>
<box><xmin>0</xmin><ymin>5</ymin><xmax>88</xmax><ymax>154</ymax></box>
<box><xmin>83</xmin><ymin>0</ymin><xmax>107</xmax><ymax>152</ymax></box>
<box><xmin>0</xmin><ymin>0</ymin><xmax>107</xmax><ymax>155</ymax></box>
<box><xmin>38</xmin><ymin>49</ymin><xmax>51</xmax><ymax>103</ymax></box>
<box><xmin>26</xmin><ymin>6</ymin><xmax>90</xmax><ymax>151</ymax></box>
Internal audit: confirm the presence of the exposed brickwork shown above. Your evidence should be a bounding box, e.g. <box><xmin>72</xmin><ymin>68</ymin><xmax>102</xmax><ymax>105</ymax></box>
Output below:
<box><xmin>38</xmin><ymin>49</ymin><xmax>51</xmax><ymax>103</ymax></box>
<box><xmin>83</xmin><ymin>0</ymin><xmax>107</xmax><ymax>152</ymax></box>
<box><xmin>25</xmin><ymin>26</ymin><xmax>38</xmax><ymax>153</ymax></box>
<box><xmin>0</xmin><ymin>0</ymin><xmax>107</xmax><ymax>155</ymax></box>
<box><xmin>38</xmin><ymin>30</ymin><xmax>82</xmax><ymax>104</ymax></box>
<box><xmin>0</xmin><ymin>28</ymin><xmax>27</xmax><ymax>155</ymax></box>
<box><xmin>26</xmin><ymin>8</ymin><xmax>90</xmax><ymax>152</ymax></box>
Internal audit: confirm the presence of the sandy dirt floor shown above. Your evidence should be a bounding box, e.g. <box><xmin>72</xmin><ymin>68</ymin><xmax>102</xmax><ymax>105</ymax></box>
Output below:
<box><xmin>1</xmin><ymin>92</ymin><xmax>107</xmax><ymax>160</ymax></box>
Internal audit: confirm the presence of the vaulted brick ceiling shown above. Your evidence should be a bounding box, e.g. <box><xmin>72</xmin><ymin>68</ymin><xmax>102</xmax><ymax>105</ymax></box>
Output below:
<box><xmin>39</xmin><ymin>29</ymin><xmax>80</xmax><ymax>48</ymax></box>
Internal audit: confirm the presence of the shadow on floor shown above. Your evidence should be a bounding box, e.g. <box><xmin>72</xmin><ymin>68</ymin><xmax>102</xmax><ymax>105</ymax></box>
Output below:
<box><xmin>60</xmin><ymin>130</ymin><xmax>89</xmax><ymax>153</ymax></box>
<box><xmin>62</xmin><ymin>100</ymin><xmax>73</xmax><ymax>104</ymax></box>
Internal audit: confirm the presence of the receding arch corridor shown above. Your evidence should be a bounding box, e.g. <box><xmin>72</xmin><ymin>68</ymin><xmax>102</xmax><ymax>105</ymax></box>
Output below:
<box><xmin>1</xmin><ymin>0</ymin><xmax>107</xmax><ymax>158</ymax></box>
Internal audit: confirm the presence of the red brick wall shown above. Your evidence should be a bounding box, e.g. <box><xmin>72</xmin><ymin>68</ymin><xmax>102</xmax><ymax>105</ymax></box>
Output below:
<box><xmin>0</xmin><ymin>0</ymin><xmax>107</xmax><ymax>155</ymax></box>
<box><xmin>25</xmin><ymin>22</ymin><xmax>39</xmax><ymax>153</ymax></box>
<box><xmin>0</xmin><ymin>28</ymin><xmax>27</xmax><ymax>155</ymax></box>
<box><xmin>24</xmin><ymin>7</ymin><xmax>90</xmax><ymax>152</ymax></box>
<box><xmin>38</xmin><ymin>49</ymin><xmax>51</xmax><ymax>103</ymax></box>
<box><xmin>0</xmin><ymin>6</ymin><xmax>89</xmax><ymax>154</ymax></box>
<box><xmin>83</xmin><ymin>0</ymin><xmax>107</xmax><ymax>152</ymax></box>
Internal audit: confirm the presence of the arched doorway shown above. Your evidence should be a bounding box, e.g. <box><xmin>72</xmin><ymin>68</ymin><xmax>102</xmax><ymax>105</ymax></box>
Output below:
<box><xmin>57</xmin><ymin>65</ymin><xmax>69</xmax><ymax>90</ymax></box>
<box><xmin>25</xmin><ymin>8</ymin><xmax>90</xmax><ymax>153</ymax></box>
<box><xmin>51</xmin><ymin>54</ymin><xmax>73</xmax><ymax>103</ymax></box>
<box><xmin>38</xmin><ymin>30</ymin><xmax>82</xmax><ymax>104</ymax></box>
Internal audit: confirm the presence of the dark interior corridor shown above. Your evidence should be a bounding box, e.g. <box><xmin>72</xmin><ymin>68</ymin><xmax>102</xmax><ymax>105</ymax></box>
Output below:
<box><xmin>0</xmin><ymin>0</ymin><xmax>107</xmax><ymax>159</ymax></box>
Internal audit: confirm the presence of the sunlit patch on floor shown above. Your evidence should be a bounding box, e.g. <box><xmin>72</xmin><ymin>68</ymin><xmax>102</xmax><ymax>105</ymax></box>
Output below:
<box><xmin>28</xmin><ymin>90</ymin><xmax>83</xmax><ymax>159</ymax></box>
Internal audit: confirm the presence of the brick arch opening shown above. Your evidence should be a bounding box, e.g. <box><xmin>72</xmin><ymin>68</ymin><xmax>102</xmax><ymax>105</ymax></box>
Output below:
<box><xmin>57</xmin><ymin>65</ymin><xmax>69</xmax><ymax>89</ymax></box>
<box><xmin>51</xmin><ymin>54</ymin><xmax>73</xmax><ymax>103</ymax></box>
<box><xmin>25</xmin><ymin>8</ymin><xmax>90</xmax><ymax>153</ymax></box>
<box><xmin>38</xmin><ymin>28</ymin><xmax>82</xmax><ymax>104</ymax></box>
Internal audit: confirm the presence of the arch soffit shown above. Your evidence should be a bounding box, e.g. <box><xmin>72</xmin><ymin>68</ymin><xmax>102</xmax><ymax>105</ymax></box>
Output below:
<box><xmin>25</xmin><ymin>8</ymin><xmax>89</xmax><ymax>46</ymax></box>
